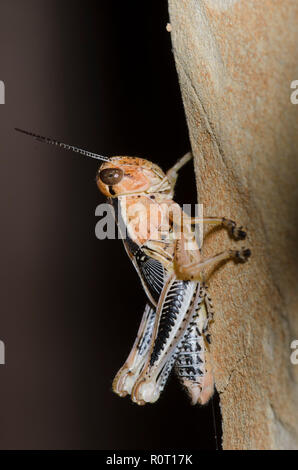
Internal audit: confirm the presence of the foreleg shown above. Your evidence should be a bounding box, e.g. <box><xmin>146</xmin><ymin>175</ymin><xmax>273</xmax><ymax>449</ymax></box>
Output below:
<box><xmin>186</xmin><ymin>216</ymin><xmax>247</xmax><ymax>241</ymax></box>
<box><xmin>166</xmin><ymin>152</ymin><xmax>192</xmax><ymax>188</ymax></box>
<box><xmin>175</xmin><ymin>237</ymin><xmax>251</xmax><ymax>280</ymax></box>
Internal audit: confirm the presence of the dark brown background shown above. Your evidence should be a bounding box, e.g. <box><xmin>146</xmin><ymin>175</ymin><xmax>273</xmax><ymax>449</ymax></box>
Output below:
<box><xmin>0</xmin><ymin>0</ymin><xmax>221</xmax><ymax>449</ymax></box>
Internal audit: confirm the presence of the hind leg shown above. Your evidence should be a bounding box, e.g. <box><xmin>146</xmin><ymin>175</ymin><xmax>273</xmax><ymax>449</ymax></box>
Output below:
<box><xmin>112</xmin><ymin>304</ymin><xmax>156</xmax><ymax>397</ymax></box>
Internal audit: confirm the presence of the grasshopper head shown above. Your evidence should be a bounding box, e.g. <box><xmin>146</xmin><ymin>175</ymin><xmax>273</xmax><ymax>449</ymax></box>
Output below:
<box><xmin>96</xmin><ymin>156</ymin><xmax>169</xmax><ymax>197</ymax></box>
<box><xmin>14</xmin><ymin>130</ymin><xmax>170</xmax><ymax>198</ymax></box>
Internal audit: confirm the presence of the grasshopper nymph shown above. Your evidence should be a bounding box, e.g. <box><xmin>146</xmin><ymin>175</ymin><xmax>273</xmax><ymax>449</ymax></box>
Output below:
<box><xmin>16</xmin><ymin>128</ymin><xmax>251</xmax><ymax>406</ymax></box>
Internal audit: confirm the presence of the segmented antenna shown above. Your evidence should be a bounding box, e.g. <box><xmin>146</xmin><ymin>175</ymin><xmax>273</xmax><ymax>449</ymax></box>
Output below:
<box><xmin>15</xmin><ymin>128</ymin><xmax>110</xmax><ymax>162</ymax></box>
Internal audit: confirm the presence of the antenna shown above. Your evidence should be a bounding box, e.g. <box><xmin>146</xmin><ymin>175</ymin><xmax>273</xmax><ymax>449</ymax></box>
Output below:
<box><xmin>15</xmin><ymin>128</ymin><xmax>110</xmax><ymax>162</ymax></box>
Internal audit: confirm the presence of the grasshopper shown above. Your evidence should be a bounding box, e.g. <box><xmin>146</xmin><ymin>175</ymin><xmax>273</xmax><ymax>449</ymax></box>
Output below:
<box><xmin>16</xmin><ymin>128</ymin><xmax>250</xmax><ymax>406</ymax></box>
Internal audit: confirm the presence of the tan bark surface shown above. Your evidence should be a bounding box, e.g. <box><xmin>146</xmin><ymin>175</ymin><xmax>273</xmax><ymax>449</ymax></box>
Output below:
<box><xmin>168</xmin><ymin>0</ymin><xmax>298</xmax><ymax>450</ymax></box>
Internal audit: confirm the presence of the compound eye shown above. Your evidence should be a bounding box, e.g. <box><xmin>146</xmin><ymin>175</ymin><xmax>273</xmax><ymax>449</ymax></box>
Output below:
<box><xmin>98</xmin><ymin>167</ymin><xmax>124</xmax><ymax>185</ymax></box>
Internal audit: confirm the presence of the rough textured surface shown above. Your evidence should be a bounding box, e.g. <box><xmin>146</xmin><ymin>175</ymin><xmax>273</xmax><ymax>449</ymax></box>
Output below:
<box><xmin>168</xmin><ymin>0</ymin><xmax>298</xmax><ymax>450</ymax></box>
